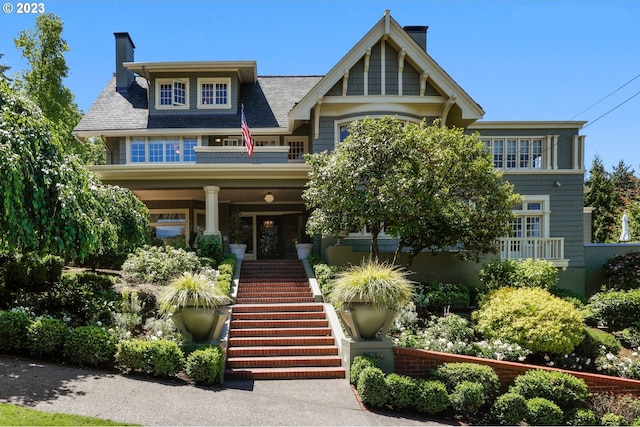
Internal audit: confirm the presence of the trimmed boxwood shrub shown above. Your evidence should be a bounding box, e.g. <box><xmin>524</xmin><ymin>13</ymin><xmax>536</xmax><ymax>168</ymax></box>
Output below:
<box><xmin>350</xmin><ymin>355</ymin><xmax>379</xmax><ymax>384</ymax></box>
<box><xmin>195</xmin><ymin>234</ymin><xmax>223</xmax><ymax>264</ymax></box>
<box><xmin>185</xmin><ymin>346</ymin><xmax>224</xmax><ymax>385</ymax></box>
<box><xmin>491</xmin><ymin>392</ymin><xmax>528</xmax><ymax>425</ymax></box>
<box><xmin>63</xmin><ymin>326</ymin><xmax>116</xmax><ymax>368</ymax></box>
<box><xmin>115</xmin><ymin>339</ymin><xmax>185</xmax><ymax>377</ymax></box>
<box><xmin>449</xmin><ymin>381</ymin><xmax>485</xmax><ymax>417</ymax></box>
<box><xmin>356</xmin><ymin>366</ymin><xmax>389</xmax><ymax>408</ymax></box>
<box><xmin>479</xmin><ymin>259</ymin><xmax>558</xmax><ymax>290</ymax></box>
<box><xmin>385</xmin><ymin>373</ymin><xmax>418</xmax><ymax>410</ymax></box>
<box><xmin>434</xmin><ymin>362</ymin><xmax>500</xmax><ymax>400</ymax></box>
<box><xmin>566</xmin><ymin>408</ymin><xmax>597</xmax><ymax>426</ymax></box>
<box><xmin>526</xmin><ymin>397</ymin><xmax>564</xmax><ymax>426</ymax></box>
<box><xmin>473</xmin><ymin>287</ymin><xmax>585</xmax><ymax>355</ymax></box>
<box><xmin>414</xmin><ymin>379</ymin><xmax>450</xmax><ymax>415</ymax></box>
<box><xmin>574</xmin><ymin>327</ymin><xmax>621</xmax><ymax>359</ymax></box>
<box><xmin>510</xmin><ymin>369</ymin><xmax>588</xmax><ymax>409</ymax></box>
<box><xmin>0</xmin><ymin>310</ymin><xmax>31</xmax><ymax>354</ymax></box>
<box><xmin>601</xmin><ymin>412</ymin><xmax>628</xmax><ymax>426</ymax></box>
<box><xmin>27</xmin><ymin>317</ymin><xmax>70</xmax><ymax>360</ymax></box>
<box><xmin>589</xmin><ymin>288</ymin><xmax>640</xmax><ymax>329</ymax></box>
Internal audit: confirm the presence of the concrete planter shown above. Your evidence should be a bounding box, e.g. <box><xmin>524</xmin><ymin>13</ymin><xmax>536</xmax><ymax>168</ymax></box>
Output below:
<box><xmin>172</xmin><ymin>305</ymin><xmax>230</xmax><ymax>343</ymax></box>
<box><xmin>295</xmin><ymin>243</ymin><xmax>313</xmax><ymax>260</ymax></box>
<box><xmin>337</xmin><ymin>302</ymin><xmax>397</xmax><ymax>340</ymax></box>
<box><xmin>229</xmin><ymin>243</ymin><xmax>247</xmax><ymax>261</ymax></box>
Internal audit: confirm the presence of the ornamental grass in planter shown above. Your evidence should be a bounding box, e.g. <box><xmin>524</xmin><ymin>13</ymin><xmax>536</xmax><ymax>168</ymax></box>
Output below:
<box><xmin>160</xmin><ymin>272</ymin><xmax>232</xmax><ymax>343</ymax></box>
<box><xmin>328</xmin><ymin>260</ymin><xmax>415</xmax><ymax>339</ymax></box>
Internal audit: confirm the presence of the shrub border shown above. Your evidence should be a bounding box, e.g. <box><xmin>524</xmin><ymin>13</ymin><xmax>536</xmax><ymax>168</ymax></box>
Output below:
<box><xmin>394</xmin><ymin>347</ymin><xmax>640</xmax><ymax>396</ymax></box>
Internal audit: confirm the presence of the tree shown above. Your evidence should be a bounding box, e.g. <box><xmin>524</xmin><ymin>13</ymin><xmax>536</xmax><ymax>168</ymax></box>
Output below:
<box><xmin>584</xmin><ymin>156</ymin><xmax>617</xmax><ymax>242</ymax></box>
<box><xmin>303</xmin><ymin>117</ymin><xmax>519</xmax><ymax>267</ymax></box>
<box><xmin>14</xmin><ymin>13</ymin><xmax>87</xmax><ymax>162</ymax></box>
<box><xmin>0</xmin><ymin>54</ymin><xmax>10</xmax><ymax>82</ymax></box>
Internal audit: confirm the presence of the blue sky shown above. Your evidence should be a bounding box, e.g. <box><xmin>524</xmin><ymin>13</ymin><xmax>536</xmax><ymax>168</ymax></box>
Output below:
<box><xmin>1</xmin><ymin>0</ymin><xmax>639</xmax><ymax>173</ymax></box>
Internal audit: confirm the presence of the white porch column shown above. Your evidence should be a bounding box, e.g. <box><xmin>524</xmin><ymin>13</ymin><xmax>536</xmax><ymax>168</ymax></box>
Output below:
<box><xmin>203</xmin><ymin>185</ymin><xmax>221</xmax><ymax>236</ymax></box>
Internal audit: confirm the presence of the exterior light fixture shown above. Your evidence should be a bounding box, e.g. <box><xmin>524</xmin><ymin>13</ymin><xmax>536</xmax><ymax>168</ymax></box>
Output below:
<box><xmin>264</xmin><ymin>192</ymin><xmax>275</xmax><ymax>203</ymax></box>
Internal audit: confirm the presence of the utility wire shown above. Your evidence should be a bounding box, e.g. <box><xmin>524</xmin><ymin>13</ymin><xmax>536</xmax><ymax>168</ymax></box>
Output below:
<box><xmin>583</xmin><ymin>89</ymin><xmax>640</xmax><ymax>129</ymax></box>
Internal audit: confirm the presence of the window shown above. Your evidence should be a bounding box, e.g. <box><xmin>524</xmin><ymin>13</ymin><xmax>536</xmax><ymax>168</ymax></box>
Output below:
<box><xmin>156</xmin><ymin>79</ymin><xmax>188</xmax><ymax>109</ymax></box>
<box><xmin>509</xmin><ymin>196</ymin><xmax>550</xmax><ymax>238</ymax></box>
<box><xmin>150</xmin><ymin>210</ymin><xmax>189</xmax><ymax>246</ymax></box>
<box><xmin>285</xmin><ymin>137</ymin><xmax>308</xmax><ymax>161</ymax></box>
<box><xmin>128</xmin><ymin>137</ymin><xmax>198</xmax><ymax>163</ymax></box>
<box><xmin>197</xmin><ymin>78</ymin><xmax>231</xmax><ymax>109</ymax></box>
<box><xmin>483</xmin><ymin>137</ymin><xmax>544</xmax><ymax>170</ymax></box>
<box><xmin>336</xmin><ymin>116</ymin><xmax>419</xmax><ymax>143</ymax></box>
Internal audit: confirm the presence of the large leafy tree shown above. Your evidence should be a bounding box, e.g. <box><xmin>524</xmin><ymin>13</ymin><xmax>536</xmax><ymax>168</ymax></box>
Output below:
<box><xmin>303</xmin><ymin>117</ymin><xmax>519</xmax><ymax>267</ymax></box>
<box><xmin>0</xmin><ymin>54</ymin><xmax>10</xmax><ymax>82</ymax></box>
<box><xmin>13</xmin><ymin>13</ymin><xmax>96</xmax><ymax>163</ymax></box>
<box><xmin>584</xmin><ymin>156</ymin><xmax>618</xmax><ymax>242</ymax></box>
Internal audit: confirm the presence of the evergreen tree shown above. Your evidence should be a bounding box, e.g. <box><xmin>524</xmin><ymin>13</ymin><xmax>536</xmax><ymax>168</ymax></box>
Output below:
<box><xmin>585</xmin><ymin>156</ymin><xmax>617</xmax><ymax>242</ymax></box>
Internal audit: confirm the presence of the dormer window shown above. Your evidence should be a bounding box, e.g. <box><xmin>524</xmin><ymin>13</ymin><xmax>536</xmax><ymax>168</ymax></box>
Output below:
<box><xmin>198</xmin><ymin>78</ymin><xmax>231</xmax><ymax>109</ymax></box>
<box><xmin>156</xmin><ymin>79</ymin><xmax>188</xmax><ymax>109</ymax></box>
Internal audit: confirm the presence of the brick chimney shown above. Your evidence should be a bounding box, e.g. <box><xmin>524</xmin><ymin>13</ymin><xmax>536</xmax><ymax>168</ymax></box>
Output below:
<box><xmin>114</xmin><ymin>32</ymin><xmax>135</xmax><ymax>92</ymax></box>
<box><xmin>403</xmin><ymin>26</ymin><xmax>428</xmax><ymax>51</ymax></box>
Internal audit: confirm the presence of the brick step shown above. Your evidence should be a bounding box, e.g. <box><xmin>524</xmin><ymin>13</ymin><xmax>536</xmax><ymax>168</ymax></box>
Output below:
<box><xmin>231</xmin><ymin>311</ymin><xmax>326</xmax><ymax>321</ymax></box>
<box><xmin>236</xmin><ymin>291</ymin><xmax>312</xmax><ymax>298</ymax></box>
<box><xmin>224</xmin><ymin>366</ymin><xmax>346</xmax><ymax>380</ymax></box>
<box><xmin>239</xmin><ymin>276</ymin><xmax>308</xmax><ymax>281</ymax></box>
<box><xmin>230</xmin><ymin>319</ymin><xmax>328</xmax><ymax>329</ymax></box>
<box><xmin>227</xmin><ymin>345</ymin><xmax>339</xmax><ymax>357</ymax></box>
<box><xmin>235</xmin><ymin>297</ymin><xmax>316</xmax><ymax>304</ymax></box>
<box><xmin>226</xmin><ymin>355</ymin><xmax>342</xmax><ymax>368</ymax></box>
<box><xmin>238</xmin><ymin>280</ymin><xmax>309</xmax><ymax>285</ymax></box>
<box><xmin>229</xmin><ymin>327</ymin><xmax>332</xmax><ymax>337</ymax></box>
<box><xmin>231</xmin><ymin>303</ymin><xmax>324</xmax><ymax>313</ymax></box>
<box><xmin>228</xmin><ymin>336</ymin><xmax>336</xmax><ymax>347</ymax></box>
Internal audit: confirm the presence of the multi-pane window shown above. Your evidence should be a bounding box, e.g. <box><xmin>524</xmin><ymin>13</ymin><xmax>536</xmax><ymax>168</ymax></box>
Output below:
<box><xmin>129</xmin><ymin>137</ymin><xmax>198</xmax><ymax>163</ymax></box>
<box><xmin>157</xmin><ymin>80</ymin><xmax>187</xmax><ymax>107</ymax></box>
<box><xmin>285</xmin><ymin>137</ymin><xmax>308</xmax><ymax>161</ymax></box>
<box><xmin>198</xmin><ymin>78</ymin><xmax>231</xmax><ymax>108</ymax></box>
<box><xmin>150</xmin><ymin>210</ymin><xmax>188</xmax><ymax>246</ymax></box>
<box><xmin>510</xmin><ymin>200</ymin><xmax>544</xmax><ymax>238</ymax></box>
<box><xmin>483</xmin><ymin>138</ymin><xmax>544</xmax><ymax>169</ymax></box>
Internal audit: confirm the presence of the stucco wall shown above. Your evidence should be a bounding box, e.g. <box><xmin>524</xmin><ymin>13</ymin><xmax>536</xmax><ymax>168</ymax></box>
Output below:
<box><xmin>585</xmin><ymin>243</ymin><xmax>640</xmax><ymax>296</ymax></box>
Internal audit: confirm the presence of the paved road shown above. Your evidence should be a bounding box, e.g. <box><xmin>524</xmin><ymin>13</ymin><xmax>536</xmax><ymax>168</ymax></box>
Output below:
<box><xmin>0</xmin><ymin>356</ymin><xmax>451</xmax><ymax>426</ymax></box>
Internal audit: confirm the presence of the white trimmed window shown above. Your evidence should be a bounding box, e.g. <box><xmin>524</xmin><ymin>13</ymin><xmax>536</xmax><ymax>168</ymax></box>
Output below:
<box><xmin>128</xmin><ymin>136</ymin><xmax>198</xmax><ymax>163</ymax></box>
<box><xmin>156</xmin><ymin>79</ymin><xmax>188</xmax><ymax>109</ymax></box>
<box><xmin>483</xmin><ymin>137</ymin><xmax>544</xmax><ymax>170</ymax></box>
<box><xmin>336</xmin><ymin>116</ymin><xmax>420</xmax><ymax>143</ymax></box>
<box><xmin>284</xmin><ymin>136</ymin><xmax>308</xmax><ymax>161</ymax></box>
<box><xmin>150</xmin><ymin>209</ymin><xmax>189</xmax><ymax>246</ymax></box>
<box><xmin>510</xmin><ymin>195</ymin><xmax>550</xmax><ymax>238</ymax></box>
<box><xmin>197</xmin><ymin>78</ymin><xmax>231</xmax><ymax>109</ymax></box>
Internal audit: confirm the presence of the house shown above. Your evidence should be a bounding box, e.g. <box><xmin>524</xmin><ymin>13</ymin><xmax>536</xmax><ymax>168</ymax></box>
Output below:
<box><xmin>74</xmin><ymin>10</ymin><xmax>587</xmax><ymax>294</ymax></box>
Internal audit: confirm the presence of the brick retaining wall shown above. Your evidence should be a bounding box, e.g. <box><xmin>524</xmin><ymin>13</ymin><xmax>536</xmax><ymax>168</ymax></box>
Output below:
<box><xmin>394</xmin><ymin>347</ymin><xmax>640</xmax><ymax>396</ymax></box>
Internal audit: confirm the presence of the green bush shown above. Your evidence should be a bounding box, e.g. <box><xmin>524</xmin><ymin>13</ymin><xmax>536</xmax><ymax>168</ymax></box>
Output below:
<box><xmin>122</xmin><ymin>245</ymin><xmax>203</xmax><ymax>284</ymax></box>
<box><xmin>602</xmin><ymin>251</ymin><xmax>640</xmax><ymax>290</ymax></box>
<box><xmin>28</xmin><ymin>317</ymin><xmax>70</xmax><ymax>360</ymax></box>
<box><xmin>0</xmin><ymin>310</ymin><xmax>32</xmax><ymax>353</ymax></box>
<box><xmin>479</xmin><ymin>259</ymin><xmax>558</xmax><ymax>290</ymax></box>
<box><xmin>574</xmin><ymin>327</ymin><xmax>621</xmax><ymax>360</ymax></box>
<box><xmin>414</xmin><ymin>379</ymin><xmax>450</xmax><ymax>415</ymax></box>
<box><xmin>526</xmin><ymin>397</ymin><xmax>564</xmax><ymax>426</ymax></box>
<box><xmin>414</xmin><ymin>282</ymin><xmax>471</xmax><ymax>312</ymax></box>
<box><xmin>434</xmin><ymin>362</ymin><xmax>500</xmax><ymax>400</ymax></box>
<box><xmin>195</xmin><ymin>234</ymin><xmax>223</xmax><ymax>264</ymax></box>
<box><xmin>589</xmin><ymin>288</ymin><xmax>640</xmax><ymax>329</ymax></box>
<box><xmin>565</xmin><ymin>408</ymin><xmax>597</xmax><ymax>426</ymax></box>
<box><xmin>601</xmin><ymin>412</ymin><xmax>628</xmax><ymax>426</ymax></box>
<box><xmin>385</xmin><ymin>373</ymin><xmax>418</xmax><ymax>410</ymax></box>
<box><xmin>356</xmin><ymin>367</ymin><xmax>389</xmax><ymax>408</ymax></box>
<box><xmin>115</xmin><ymin>339</ymin><xmax>184</xmax><ymax>377</ymax></box>
<box><xmin>185</xmin><ymin>346</ymin><xmax>224</xmax><ymax>385</ymax></box>
<box><xmin>63</xmin><ymin>326</ymin><xmax>116</xmax><ymax>368</ymax></box>
<box><xmin>423</xmin><ymin>313</ymin><xmax>475</xmax><ymax>344</ymax></box>
<box><xmin>491</xmin><ymin>392</ymin><xmax>528</xmax><ymax>425</ymax></box>
<box><xmin>449</xmin><ymin>381</ymin><xmax>485</xmax><ymax>417</ymax></box>
<box><xmin>74</xmin><ymin>272</ymin><xmax>115</xmax><ymax>291</ymax></box>
<box><xmin>350</xmin><ymin>355</ymin><xmax>379</xmax><ymax>384</ymax></box>
<box><xmin>2</xmin><ymin>253</ymin><xmax>64</xmax><ymax>291</ymax></box>
<box><xmin>312</xmin><ymin>262</ymin><xmax>341</xmax><ymax>296</ymax></box>
<box><xmin>473</xmin><ymin>287</ymin><xmax>585</xmax><ymax>354</ymax></box>
<box><xmin>510</xmin><ymin>369</ymin><xmax>588</xmax><ymax>409</ymax></box>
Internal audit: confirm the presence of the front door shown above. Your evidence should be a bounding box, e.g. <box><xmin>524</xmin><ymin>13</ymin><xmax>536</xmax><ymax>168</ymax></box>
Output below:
<box><xmin>256</xmin><ymin>214</ymin><xmax>303</xmax><ymax>259</ymax></box>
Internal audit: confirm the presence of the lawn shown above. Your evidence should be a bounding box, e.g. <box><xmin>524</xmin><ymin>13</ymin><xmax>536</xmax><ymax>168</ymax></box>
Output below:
<box><xmin>0</xmin><ymin>403</ymin><xmax>138</xmax><ymax>426</ymax></box>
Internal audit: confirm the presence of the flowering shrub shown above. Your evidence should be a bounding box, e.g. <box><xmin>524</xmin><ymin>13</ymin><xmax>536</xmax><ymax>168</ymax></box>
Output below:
<box><xmin>122</xmin><ymin>245</ymin><xmax>203</xmax><ymax>284</ymax></box>
<box><xmin>589</xmin><ymin>288</ymin><xmax>640</xmax><ymax>329</ymax></box>
<box><xmin>596</xmin><ymin>349</ymin><xmax>640</xmax><ymax>379</ymax></box>
<box><xmin>602</xmin><ymin>251</ymin><xmax>640</xmax><ymax>290</ymax></box>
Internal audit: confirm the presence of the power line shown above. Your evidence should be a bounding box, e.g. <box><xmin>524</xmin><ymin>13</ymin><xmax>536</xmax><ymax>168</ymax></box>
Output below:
<box><xmin>583</xmin><ymin>89</ymin><xmax>640</xmax><ymax>129</ymax></box>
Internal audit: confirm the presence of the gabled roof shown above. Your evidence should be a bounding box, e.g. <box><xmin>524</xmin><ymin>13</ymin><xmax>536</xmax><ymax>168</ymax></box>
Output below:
<box><xmin>289</xmin><ymin>10</ymin><xmax>484</xmax><ymax>126</ymax></box>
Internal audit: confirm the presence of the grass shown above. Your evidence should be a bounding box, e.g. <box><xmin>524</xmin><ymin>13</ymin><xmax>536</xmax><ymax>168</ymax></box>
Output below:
<box><xmin>0</xmin><ymin>403</ymin><xmax>139</xmax><ymax>426</ymax></box>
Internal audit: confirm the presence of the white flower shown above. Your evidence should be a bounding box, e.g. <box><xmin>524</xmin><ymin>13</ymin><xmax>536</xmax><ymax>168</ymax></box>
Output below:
<box><xmin>544</xmin><ymin>355</ymin><xmax>550</xmax><ymax>361</ymax></box>
<box><xmin>96</xmin><ymin>321</ymin><xmax>102</xmax><ymax>326</ymax></box>
<box><xmin>548</xmin><ymin>361</ymin><xmax>555</xmax><ymax>366</ymax></box>
<box><xmin>518</xmin><ymin>356</ymin><xmax>526</xmax><ymax>362</ymax></box>
<box><xmin>606</xmin><ymin>353</ymin><xmax>615</xmax><ymax>360</ymax></box>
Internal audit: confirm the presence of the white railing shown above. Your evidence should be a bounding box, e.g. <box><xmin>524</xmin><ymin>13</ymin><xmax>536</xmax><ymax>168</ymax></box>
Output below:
<box><xmin>499</xmin><ymin>237</ymin><xmax>564</xmax><ymax>261</ymax></box>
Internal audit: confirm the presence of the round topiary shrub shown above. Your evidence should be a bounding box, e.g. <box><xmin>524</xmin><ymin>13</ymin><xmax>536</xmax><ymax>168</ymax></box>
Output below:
<box><xmin>565</xmin><ymin>408</ymin><xmax>597</xmax><ymax>426</ymax></box>
<box><xmin>434</xmin><ymin>362</ymin><xmax>500</xmax><ymax>400</ymax></box>
<box><xmin>356</xmin><ymin>366</ymin><xmax>389</xmax><ymax>408</ymax></box>
<box><xmin>28</xmin><ymin>317</ymin><xmax>70</xmax><ymax>360</ymax></box>
<box><xmin>185</xmin><ymin>346</ymin><xmax>224</xmax><ymax>386</ymax></box>
<box><xmin>449</xmin><ymin>381</ymin><xmax>485</xmax><ymax>417</ymax></box>
<box><xmin>350</xmin><ymin>355</ymin><xmax>379</xmax><ymax>385</ymax></box>
<box><xmin>473</xmin><ymin>287</ymin><xmax>585</xmax><ymax>355</ymax></box>
<box><xmin>601</xmin><ymin>412</ymin><xmax>628</xmax><ymax>426</ymax></box>
<box><xmin>385</xmin><ymin>373</ymin><xmax>418</xmax><ymax>410</ymax></box>
<box><xmin>0</xmin><ymin>310</ymin><xmax>32</xmax><ymax>354</ymax></box>
<box><xmin>63</xmin><ymin>326</ymin><xmax>116</xmax><ymax>368</ymax></box>
<box><xmin>491</xmin><ymin>392</ymin><xmax>528</xmax><ymax>425</ymax></box>
<box><xmin>526</xmin><ymin>397</ymin><xmax>564</xmax><ymax>426</ymax></box>
<box><xmin>509</xmin><ymin>369</ymin><xmax>588</xmax><ymax>409</ymax></box>
<box><xmin>413</xmin><ymin>379</ymin><xmax>449</xmax><ymax>414</ymax></box>
<box><xmin>588</xmin><ymin>288</ymin><xmax>640</xmax><ymax>329</ymax></box>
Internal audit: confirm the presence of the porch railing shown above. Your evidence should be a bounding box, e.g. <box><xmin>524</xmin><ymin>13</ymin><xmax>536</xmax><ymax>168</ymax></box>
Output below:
<box><xmin>499</xmin><ymin>237</ymin><xmax>565</xmax><ymax>261</ymax></box>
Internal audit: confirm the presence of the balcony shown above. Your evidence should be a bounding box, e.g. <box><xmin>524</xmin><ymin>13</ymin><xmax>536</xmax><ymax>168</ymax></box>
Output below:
<box><xmin>499</xmin><ymin>237</ymin><xmax>569</xmax><ymax>269</ymax></box>
<box><xmin>195</xmin><ymin>145</ymin><xmax>303</xmax><ymax>164</ymax></box>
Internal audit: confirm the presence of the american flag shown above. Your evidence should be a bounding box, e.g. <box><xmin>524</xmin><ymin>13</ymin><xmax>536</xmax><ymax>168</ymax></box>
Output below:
<box><xmin>241</xmin><ymin>104</ymin><xmax>254</xmax><ymax>156</ymax></box>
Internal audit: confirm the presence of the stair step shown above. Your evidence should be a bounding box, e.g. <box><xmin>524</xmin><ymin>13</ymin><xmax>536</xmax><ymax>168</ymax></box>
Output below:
<box><xmin>229</xmin><ymin>327</ymin><xmax>332</xmax><ymax>337</ymax></box>
<box><xmin>224</xmin><ymin>366</ymin><xmax>346</xmax><ymax>380</ymax></box>
<box><xmin>230</xmin><ymin>319</ymin><xmax>329</xmax><ymax>329</ymax></box>
<box><xmin>231</xmin><ymin>311</ymin><xmax>326</xmax><ymax>321</ymax></box>
<box><xmin>236</xmin><ymin>291</ymin><xmax>312</xmax><ymax>298</ymax></box>
<box><xmin>235</xmin><ymin>297</ymin><xmax>316</xmax><ymax>304</ymax></box>
<box><xmin>228</xmin><ymin>336</ymin><xmax>336</xmax><ymax>347</ymax></box>
<box><xmin>227</xmin><ymin>345</ymin><xmax>339</xmax><ymax>357</ymax></box>
<box><xmin>227</xmin><ymin>355</ymin><xmax>342</xmax><ymax>368</ymax></box>
<box><xmin>232</xmin><ymin>303</ymin><xmax>324</xmax><ymax>313</ymax></box>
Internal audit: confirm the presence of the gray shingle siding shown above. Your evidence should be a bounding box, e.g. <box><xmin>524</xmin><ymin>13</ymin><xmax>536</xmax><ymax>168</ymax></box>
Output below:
<box><xmin>196</xmin><ymin>150</ymin><xmax>287</xmax><ymax>164</ymax></box>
